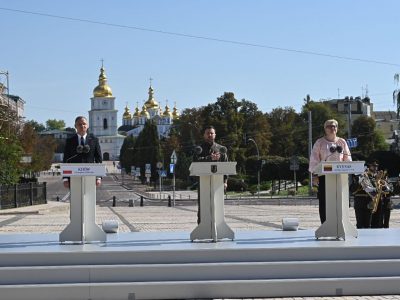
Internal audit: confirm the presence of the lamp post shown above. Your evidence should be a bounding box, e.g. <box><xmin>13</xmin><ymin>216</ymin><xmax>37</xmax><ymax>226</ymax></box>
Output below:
<box><xmin>170</xmin><ymin>150</ymin><xmax>177</xmax><ymax>207</ymax></box>
<box><xmin>248</xmin><ymin>138</ymin><xmax>260</xmax><ymax>198</ymax></box>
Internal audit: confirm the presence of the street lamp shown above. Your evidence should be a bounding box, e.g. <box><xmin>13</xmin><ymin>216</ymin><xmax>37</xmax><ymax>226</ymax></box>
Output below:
<box><xmin>247</xmin><ymin>138</ymin><xmax>260</xmax><ymax>198</ymax></box>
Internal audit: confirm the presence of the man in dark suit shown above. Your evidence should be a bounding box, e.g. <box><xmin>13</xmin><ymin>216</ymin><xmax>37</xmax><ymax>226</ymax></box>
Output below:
<box><xmin>63</xmin><ymin>116</ymin><xmax>102</xmax><ymax>188</ymax></box>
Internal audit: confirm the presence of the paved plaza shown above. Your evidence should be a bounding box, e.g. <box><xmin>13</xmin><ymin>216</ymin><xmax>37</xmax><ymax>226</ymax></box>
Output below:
<box><xmin>1</xmin><ymin>172</ymin><xmax>400</xmax><ymax>299</ymax></box>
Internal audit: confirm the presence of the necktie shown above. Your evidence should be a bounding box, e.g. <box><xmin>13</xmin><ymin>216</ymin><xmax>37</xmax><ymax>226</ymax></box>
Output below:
<box><xmin>80</xmin><ymin>136</ymin><xmax>84</xmax><ymax>146</ymax></box>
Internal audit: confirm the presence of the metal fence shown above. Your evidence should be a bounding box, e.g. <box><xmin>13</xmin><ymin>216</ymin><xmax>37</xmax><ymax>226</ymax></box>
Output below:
<box><xmin>0</xmin><ymin>182</ymin><xmax>47</xmax><ymax>210</ymax></box>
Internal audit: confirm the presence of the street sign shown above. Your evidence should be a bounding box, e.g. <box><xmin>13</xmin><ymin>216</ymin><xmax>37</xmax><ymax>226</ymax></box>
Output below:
<box><xmin>145</xmin><ymin>163</ymin><xmax>151</xmax><ymax>174</ymax></box>
<box><xmin>160</xmin><ymin>170</ymin><xmax>167</xmax><ymax>177</ymax></box>
<box><xmin>290</xmin><ymin>156</ymin><xmax>299</xmax><ymax>171</ymax></box>
<box><xmin>156</xmin><ymin>161</ymin><xmax>163</xmax><ymax>169</ymax></box>
<box><xmin>170</xmin><ymin>150</ymin><xmax>177</xmax><ymax>164</ymax></box>
<box><xmin>347</xmin><ymin>138</ymin><xmax>358</xmax><ymax>148</ymax></box>
<box><xmin>170</xmin><ymin>164</ymin><xmax>175</xmax><ymax>173</ymax></box>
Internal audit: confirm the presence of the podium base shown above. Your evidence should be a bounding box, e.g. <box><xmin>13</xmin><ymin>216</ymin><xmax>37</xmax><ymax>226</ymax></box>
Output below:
<box><xmin>190</xmin><ymin>221</ymin><xmax>234</xmax><ymax>242</ymax></box>
<box><xmin>60</xmin><ymin>223</ymin><xmax>106</xmax><ymax>243</ymax></box>
<box><xmin>315</xmin><ymin>220</ymin><xmax>358</xmax><ymax>240</ymax></box>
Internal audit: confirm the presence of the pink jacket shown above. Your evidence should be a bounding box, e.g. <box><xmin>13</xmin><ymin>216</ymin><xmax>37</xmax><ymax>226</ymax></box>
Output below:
<box><xmin>308</xmin><ymin>137</ymin><xmax>352</xmax><ymax>174</ymax></box>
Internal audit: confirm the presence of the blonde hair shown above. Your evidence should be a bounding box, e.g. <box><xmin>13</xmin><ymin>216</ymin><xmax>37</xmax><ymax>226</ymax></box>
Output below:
<box><xmin>324</xmin><ymin>119</ymin><xmax>338</xmax><ymax>129</ymax></box>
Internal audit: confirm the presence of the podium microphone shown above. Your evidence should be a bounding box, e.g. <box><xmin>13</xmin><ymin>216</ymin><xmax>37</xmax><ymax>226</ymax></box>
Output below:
<box><xmin>329</xmin><ymin>145</ymin><xmax>343</xmax><ymax>154</ymax></box>
<box><xmin>194</xmin><ymin>146</ymin><xmax>203</xmax><ymax>155</ymax></box>
<box><xmin>83</xmin><ymin>145</ymin><xmax>91</xmax><ymax>154</ymax></box>
<box><xmin>66</xmin><ymin>145</ymin><xmax>91</xmax><ymax>162</ymax></box>
<box><xmin>325</xmin><ymin>144</ymin><xmax>350</xmax><ymax>161</ymax></box>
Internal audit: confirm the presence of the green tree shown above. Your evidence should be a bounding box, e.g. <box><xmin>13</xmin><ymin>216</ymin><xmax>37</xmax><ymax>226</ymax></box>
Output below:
<box><xmin>173</xmin><ymin>107</ymin><xmax>203</xmax><ymax>152</ymax></box>
<box><xmin>0</xmin><ymin>139</ymin><xmax>22</xmax><ymax>184</ymax></box>
<box><xmin>0</xmin><ymin>104</ymin><xmax>23</xmax><ymax>184</ymax></box>
<box><xmin>46</xmin><ymin>119</ymin><xmax>66</xmax><ymax>130</ymax></box>
<box><xmin>200</xmin><ymin>92</ymin><xmax>245</xmax><ymax>151</ymax></box>
<box><xmin>240</xmin><ymin>99</ymin><xmax>271</xmax><ymax>157</ymax></box>
<box><xmin>31</xmin><ymin>135</ymin><xmax>57</xmax><ymax>173</ymax></box>
<box><xmin>18</xmin><ymin>123</ymin><xmax>57</xmax><ymax>175</ymax></box>
<box><xmin>134</xmin><ymin>120</ymin><xmax>163</xmax><ymax>180</ymax></box>
<box><xmin>119</xmin><ymin>136</ymin><xmax>136</xmax><ymax>173</ymax></box>
<box><xmin>266</xmin><ymin>106</ymin><xmax>301</xmax><ymax>157</ymax></box>
<box><xmin>25</xmin><ymin>120</ymin><xmax>45</xmax><ymax>132</ymax></box>
<box><xmin>351</xmin><ymin>116</ymin><xmax>389</xmax><ymax>157</ymax></box>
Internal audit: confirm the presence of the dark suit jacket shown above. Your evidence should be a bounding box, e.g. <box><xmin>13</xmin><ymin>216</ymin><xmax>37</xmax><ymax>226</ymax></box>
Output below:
<box><xmin>63</xmin><ymin>134</ymin><xmax>102</xmax><ymax>164</ymax></box>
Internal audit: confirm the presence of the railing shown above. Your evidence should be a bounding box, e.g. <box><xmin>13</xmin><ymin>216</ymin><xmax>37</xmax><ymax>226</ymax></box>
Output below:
<box><xmin>0</xmin><ymin>182</ymin><xmax>47</xmax><ymax>210</ymax></box>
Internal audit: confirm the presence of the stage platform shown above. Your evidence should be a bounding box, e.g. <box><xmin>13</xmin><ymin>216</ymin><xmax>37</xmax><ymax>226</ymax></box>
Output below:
<box><xmin>1</xmin><ymin>229</ymin><xmax>400</xmax><ymax>299</ymax></box>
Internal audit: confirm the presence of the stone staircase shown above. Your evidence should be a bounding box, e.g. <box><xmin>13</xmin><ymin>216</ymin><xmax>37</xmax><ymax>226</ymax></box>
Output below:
<box><xmin>0</xmin><ymin>230</ymin><xmax>400</xmax><ymax>299</ymax></box>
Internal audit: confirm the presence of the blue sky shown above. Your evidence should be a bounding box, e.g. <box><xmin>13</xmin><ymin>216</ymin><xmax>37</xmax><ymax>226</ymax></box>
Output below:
<box><xmin>1</xmin><ymin>0</ymin><xmax>399</xmax><ymax>127</ymax></box>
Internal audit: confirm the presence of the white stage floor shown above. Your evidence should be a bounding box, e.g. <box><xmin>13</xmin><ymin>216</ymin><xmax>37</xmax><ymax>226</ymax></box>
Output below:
<box><xmin>1</xmin><ymin>228</ymin><xmax>400</xmax><ymax>254</ymax></box>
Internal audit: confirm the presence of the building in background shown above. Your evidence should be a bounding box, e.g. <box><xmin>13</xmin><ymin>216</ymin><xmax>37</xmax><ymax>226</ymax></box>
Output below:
<box><xmin>373</xmin><ymin>111</ymin><xmax>400</xmax><ymax>139</ymax></box>
<box><xmin>0</xmin><ymin>82</ymin><xmax>25</xmax><ymax>122</ymax></box>
<box><xmin>323</xmin><ymin>96</ymin><xmax>372</xmax><ymax>124</ymax></box>
<box><xmin>120</xmin><ymin>83</ymin><xmax>179</xmax><ymax>138</ymax></box>
<box><xmin>88</xmin><ymin>66</ymin><xmax>125</xmax><ymax>161</ymax></box>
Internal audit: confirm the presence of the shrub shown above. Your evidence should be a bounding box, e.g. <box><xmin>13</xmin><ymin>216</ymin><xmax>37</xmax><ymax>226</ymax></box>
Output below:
<box><xmin>227</xmin><ymin>177</ymin><xmax>247</xmax><ymax>192</ymax></box>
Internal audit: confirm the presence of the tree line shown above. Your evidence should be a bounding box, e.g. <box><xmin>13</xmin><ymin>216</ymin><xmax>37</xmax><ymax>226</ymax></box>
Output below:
<box><xmin>119</xmin><ymin>92</ymin><xmax>389</xmax><ymax>190</ymax></box>
<box><xmin>0</xmin><ymin>92</ymin><xmax>391</xmax><ymax>187</ymax></box>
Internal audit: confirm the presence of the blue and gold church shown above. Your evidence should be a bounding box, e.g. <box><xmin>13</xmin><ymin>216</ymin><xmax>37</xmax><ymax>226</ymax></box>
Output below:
<box><xmin>88</xmin><ymin>66</ymin><xmax>179</xmax><ymax>161</ymax></box>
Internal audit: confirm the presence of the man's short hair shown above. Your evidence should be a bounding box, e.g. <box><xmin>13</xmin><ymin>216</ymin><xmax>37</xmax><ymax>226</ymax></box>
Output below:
<box><xmin>203</xmin><ymin>125</ymin><xmax>215</xmax><ymax>133</ymax></box>
<box><xmin>75</xmin><ymin>116</ymin><xmax>88</xmax><ymax>124</ymax></box>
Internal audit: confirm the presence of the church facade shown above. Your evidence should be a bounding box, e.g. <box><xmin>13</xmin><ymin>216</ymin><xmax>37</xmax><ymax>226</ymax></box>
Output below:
<box><xmin>122</xmin><ymin>84</ymin><xmax>179</xmax><ymax>138</ymax></box>
<box><xmin>88</xmin><ymin>66</ymin><xmax>179</xmax><ymax>161</ymax></box>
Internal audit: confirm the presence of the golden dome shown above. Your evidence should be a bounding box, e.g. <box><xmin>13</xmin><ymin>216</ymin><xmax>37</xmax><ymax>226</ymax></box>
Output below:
<box><xmin>140</xmin><ymin>104</ymin><xmax>150</xmax><ymax>118</ymax></box>
<box><xmin>172</xmin><ymin>104</ymin><xmax>179</xmax><ymax>119</ymax></box>
<box><xmin>133</xmin><ymin>105</ymin><xmax>140</xmax><ymax>117</ymax></box>
<box><xmin>123</xmin><ymin>105</ymin><xmax>132</xmax><ymax>119</ymax></box>
<box><xmin>144</xmin><ymin>85</ymin><xmax>159</xmax><ymax>109</ymax></box>
<box><xmin>163</xmin><ymin>104</ymin><xmax>173</xmax><ymax>117</ymax></box>
<box><xmin>93</xmin><ymin>67</ymin><xmax>113</xmax><ymax>97</ymax></box>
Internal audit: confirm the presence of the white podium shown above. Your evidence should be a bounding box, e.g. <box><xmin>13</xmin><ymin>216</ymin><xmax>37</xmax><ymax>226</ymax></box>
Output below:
<box><xmin>59</xmin><ymin>163</ymin><xmax>106</xmax><ymax>243</ymax></box>
<box><xmin>314</xmin><ymin>161</ymin><xmax>365</xmax><ymax>240</ymax></box>
<box><xmin>190</xmin><ymin>162</ymin><xmax>237</xmax><ymax>242</ymax></box>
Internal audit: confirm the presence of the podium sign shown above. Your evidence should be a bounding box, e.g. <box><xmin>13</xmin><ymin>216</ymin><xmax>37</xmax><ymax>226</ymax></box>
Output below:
<box><xmin>314</xmin><ymin>161</ymin><xmax>365</xmax><ymax>240</ymax></box>
<box><xmin>61</xmin><ymin>164</ymin><xmax>106</xmax><ymax>177</ymax></box>
<box><xmin>190</xmin><ymin>162</ymin><xmax>237</xmax><ymax>242</ymax></box>
<box><xmin>315</xmin><ymin>161</ymin><xmax>364</xmax><ymax>175</ymax></box>
<box><xmin>59</xmin><ymin>163</ymin><xmax>106</xmax><ymax>244</ymax></box>
<box><xmin>189</xmin><ymin>162</ymin><xmax>236</xmax><ymax>176</ymax></box>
